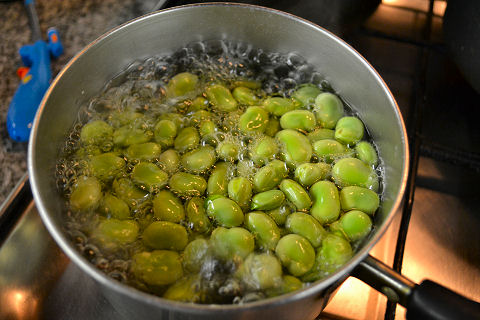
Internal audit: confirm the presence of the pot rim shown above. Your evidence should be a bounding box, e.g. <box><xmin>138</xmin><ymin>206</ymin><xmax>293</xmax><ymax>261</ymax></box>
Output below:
<box><xmin>28</xmin><ymin>2</ymin><xmax>409</xmax><ymax>313</ymax></box>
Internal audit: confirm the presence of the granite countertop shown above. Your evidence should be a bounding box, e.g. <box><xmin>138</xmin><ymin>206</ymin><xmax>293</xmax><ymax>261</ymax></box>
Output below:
<box><xmin>0</xmin><ymin>0</ymin><xmax>159</xmax><ymax>204</ymax></box>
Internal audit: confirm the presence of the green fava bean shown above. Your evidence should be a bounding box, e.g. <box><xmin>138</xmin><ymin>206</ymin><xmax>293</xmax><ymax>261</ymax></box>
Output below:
<box><xmin>89</xmin><ymin>152</ymin><xmax>125</xmax><ymax>181</ymax></box>
<box><xmin>292</xmin><ymin>84</ymin><xmax>322</xmax><ymax>107</ymax></box>
<box><xmin>266</xmin><ymin>205</ymin><xmax>292</xmax><ymax>226</ymax></box>
<box><xmin>275</xmin><ymin>234</ymin><xmax>315</xmax><ymax>277</ymax></box>
<box><xmin>280</xmin><ymin>110</ymin><xmax>316</xmax><ymax>132</ymax></box>
<box><xmin>279</xmin><ymin>179</ymin><xmax>312</xmax><ymax>211</ymax></box>
<box><xmin>158</xmin><ymin>149</ymin><xmax>180</xmax><ymax>174</ymax></box>
<box><xmin>228</xmin><ymin>177</ymin><xmax>252</xmax><ymax>209</ymax></box>
<box><xmin>232</xmin><ymin>79</ymin><xmax>262</xmax><ymax>89</ymax></box>
<box><xmin>233</xmin><ymin>86</ymin><xmax>259</xmax><ymax>106</ymax></box>
<box><xmin>317</xmin><ymin>233</ymin><xmax>353</xmax><ymax>273</ymax></box>
<box><xmin>166</xmin><ymin>72</ymin><xmax>199</xmax><ymax>98</ymax></box>
<box><xmin>99</xmin><ymin>193</ymin><xmax>130</xmax><ymax>219</ymax></box>
<box><xmin>199</xmin><ymin>120</ymin><xmax>216</xmax><ymax>136</ymax></box>
<box><xmin>131</xmin><ymin>162</ymin><xmax>168</xmax><ymax>192</ymax></box>
<box><xmin>276</xmin><ymin>129</ymin><xmax>312</xmax><ymax>167</ymax></box>
<box><xmin>188</xmin><ymin>96</ymin><xmax>208</xmax><ymax>112</ymax></box>
<box><xmin>253</xmin><ymin>160</ymin><xmax>288</xmax><ymax>193</ymax></box>
<box><xmin>216</xmin><ymin>142</ymin><xmax>240</xmax><ymax>162</ymax></box>
<box><xmin>266</xmin><ymin>275</ymin><xmax>303</xmax><ymax>297</ymax></box>
<box><xmin>169</xmin><ymin>172</ymin><xmax>207</xmax><ymax>197</ymax></box>
<box><xmin>211</xmin><ymin>227</ymin><xmax>254</xmax><ymax>262</ymax></box>
<box><xmin>251</xmin><ymin>190</ymin><xmax>285</xmax><ymax>211</ymax></box>
<box><xmin>308</xmin><ymin>128</ymin><xmax>335</xmax><ymax>143</ymax></box>
<box><xmin>154</xmin><ymin>119</ymin><xmax>177</xmax><ymax>147</ymax></box>
<box><xmin>249</xmin><ymin>136</ymin><xmax>278</xmax><ymax>166</ymax></box>
<box><xmin>339</xmin><ymin>210</ymin><xmax>372</xmax><ymax>241</ymax></box>
<box><xmin>334</xmin><ymin>116</ymin><xmax>364</xmax><ymax>146</ymax></box>
<box><xmin>108</xmin><ymin>110</ymin><xmax>143</xmax><ymax>128</ymax></box>
<box><xmin>355</xmin><ymin>141</ymin><xmax>378</xmax><ymax>167</ymax></box>
<box><xmin>245</xmin><ymin>211</ymin><xmax>281</xmax><ymax>251</ymax></box>
<box><xmin>206</xmin><ymin>197</ymin><xmax>244</xmax><ymax>227</ymax></box>
<box><xmin>185</xmin><ymin>197</ymin><xmax>211</xmax><ymax>233</ymax></box>
<box><xmin>112</xmin><ymin>178</ymin><xmax>148</xmax><ymax>207</ymax></box>
<box><xmin>113</xmin><ymin>125</ymin><xmax>153</xmax><ymax>147</ymax></box>
<box><xmin>294</xmin><ymin>162</ymin><xmax>330</xmax><ymax>187</ymax></box>
<box><xmin>158</xmin><ymin>112</ymin><xmax>185</xmax><ymax>131</ymax></box>
<box><xmin>263</xmin><ymin>97</ymin><xmax>296</xmax><ymax>116</ymax></box>
<box><xmin>92</xmin><ymin>219</ymin><xmax>139</xmax><ymax>248</ymax></box>
<box><xmin>174</xmin><ymin>127</ymin><xmax>199</xmax><ymax>152</ymax></box>
<box><xmin>207</xmin><ymin>162</ymin><xmax>229</xmax><ymax>196</ymax></box>
<box><xmin>132</xmin><ymin>250</ymin><xmax>183</xmax><ymax>286</ymax></box>
<box><xmin>314</xmin><ymin>92</ymin><xmax>344</xmax><ymax>129</ymax></box>
<box><xmin>181</xmin><ymin>146</ymin><xmax>216</xmax><ymax>173</ymax></box>
<box><xmin>340</xmin><ymin>186</ymin><xmax>379</xmax><ymax>215</ymax></box>
<box><xmin>142</xmin><ymin>221</ymin><xmax>188</xmax><ymax>251</ymax></box>
<box><xmin>264</xmin><ymin>117</ymin><xmax>281</xmax><ymax>137</ymax></box>
<box><xmin>239</xmin><ymin>106</ymin><xmax>269</xmax><ymax>134</ymax></box>
<box><xmin>163</xmin><ymin>275</ymin><xmax>204</xmax><ymax>303</ymax></box>
<box><xmin>310</xmin><ymin>180</ymin><xmax>340</xmax><ymax>224</ymax></box>
<box><xmin>237</xmin><ymin>253</ymin><xmax>282</xmax><ymax>290</ymax></box>
<box><xmin>189</xmin><ymin>110</ymin><xmax>212</xmax><ymax>126</ymax></box>
<box><xmin>205</xmin><ymin>84</ymin><xmax>238</xmax><ymax>112</ymax></box>
<box><xmin>332</xmin><ymin>157</ymin><xmax>379</xmax><ymax>191</ymax></box>
<box><xmin>285</xmin><ymin>212</ymin><xmax>326</xmax><ymax>247</ymax></box>
<box><xmin>70</xmin><ymin>176</ymin><xmax>102</xmax><ymax>212</ymax></box>
<box><xmin>183</xmin><ymin>239</ymin><xmax>210</xmax><ymax>273</ymax></box>
<box><xmin>312</xmin><ymin>139</ymin><xmax>350</xmax><ymax>163</ymax></box>
<box><xmin>126</xmin><ymin>142</ymin><xmax>162</xmax><ymax>161</ymax></box>
<box><xmin>80</xmin><ymin>120</ymin><xmax>113</xmax><ymax>146</ymax></box>
<box><xmin>153</xmin><ymin>190</ymin><xmax>185</xmax><ymax>223</ymax></box>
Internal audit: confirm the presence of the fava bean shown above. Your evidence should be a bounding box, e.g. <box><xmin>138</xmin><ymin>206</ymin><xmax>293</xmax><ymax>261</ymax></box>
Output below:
<box><xmin>312</xmin><ymin>139</ymin><xmax>351</xmax><ymax>163</ymax></box>
<box><xmin>275</xmin><ymin>234</ymin><xmax>315</xmax><ymax>276</ymax></box>
<box><xmin>207</xmin><ymin>162</ymin><xmax>229</xmax><ymax>196</ymax></box>
<box><xmin>340</xmin><ymin>186</ymin><xmax>379</xmax><ymax>215</ymax></box>
<box><xmin>266</xmin><ymin>205</ymin><xmax>292</xmax><ymax>226</ymax></box>
<box><xmin>188</xmin><ymin>96</ymin><xmax>208</xmax><ymax>112</ymax></box>
<box><xmin>132</xmin><ymin>250</ymin><xmax>183</xmax><ymax>286</ymax></box>
<box><xmin>174</xmin><ymin>127</ymin><xmax>199</xmax><ymax>152</ymax></box>
<box><xmin>264</xmin><ymin>117</ymin><xmax>281</xmax><ymax>137</ymax></box>
<box><xmin>158</xmin><ymin>149</ymin><xmax>180</xmax><ymax>174</ymax></box>
<box><xmin>163</xmin><ymin>275</ymin><xmax>203</xmax><ymax>302</ymax></box>
<box><xmin>232</xmin><ymin>79</ymin><xmax>261</xmax><ymax>89</ymax></box>
<box><xmin>315</xmin><ymin>233</ymin><xmax>353</xmax><ymax>274</ymax></box>
<box><xmin>70</xmin><ymin>176</ymin><xmax>102</xmax><ymax>211</ymax></box>
<box><xmin>249</xmin><ymin>136</ymin><xmax>278</xmax><ymax>166</ymax></box>
<box><xmin>142</xmin><ymin>221</ymin><xmax>188</xmax><ymax>251</ymax></box>
<box><xmin>292</xmin><ymin>84</ymin><xmax>322</xmax><ymax>107</ymax></box>
<box><xmin>153</xmin><ymin>190</ymin><xmax>185</xmax><ymax>223</ymax></box>
<box><xmin>216</xmin><ymin>142</ymin><xmax>240</xmax><ymax>162</ymax></box>
<box><xmin>206</xmin><ymin>196</ymin><xmax>244</xmax><ymax>227</ymax></box>
<box><xmin>228</xmin><ymin>177</ymin><xmax>252</xmax><ymax>210</ymax></box>
<box><xmin>251</xmin><ymin>190</ymin><xmax>285</xmax><ymax>211</ymax></box>
<box><xmin>294</xmin><ymin>162</ymin><xmax>330</xmax><ymax>187</ymax></box>
<box><xmin>166</xmin><ymin>72</ymin><xmax>199</xmax><ymax>98</ymax></box>
<box><xmin>112</xmin><ymin>178</ymin><xmax>148</xmax><ymax>207</ymax></box>
<box><xmin>210</xmin><ymin>227</ymin><xmax>255</xmax><ymax>262</ymax></box>
<box><xmin>169</xmin><ymin>172</ymin><xmax>207</xmax><ymax>197</ymax></box>
<box><xmin>314</xmin><ymin>92</ymin><xmax>344</xmax><ymax>129</ymax></box>
<box><xmin>309</xmin><ymin>180</ymin><xmax>340</xmax><ymax>224</ymax></box>
<box><xmin>181</xmin><ymin>146</ymin><xmax>216</xmax><ymax>173</ymax></box>
<box><xmin>266</xmin><ymin>275</ymin><xmax>303</xmax><ymax>297</ymax></box>
<box><xmin>113</xmin><ymin>125</ymin><xmax>153</xmax><ymax>147</ymax></box>
<box><xmin>80</xmin><ymin>120</ymin><xmax>113</xmax><ymax>146</ymax></box>
<box><xmin>253</xmin><ymin>160</ymin><xmax>288</xmax><ymax>193</ymax></box>
<box><xmin>131</xmin><ymin>162</ymin><xmax>168</xmax><ymax>192</ymax></box>
<box><xmin>355</xmin><ymin>141</ymin><xmax>378</xmax><ymax>167</ymax></box>
<box><xmin>205</xmin><ymin>84</ymin><xmax>238</xmax><ymax>112</ymax></box>
<box><xmin>92</xmin><ymin>218</ymin><xmax>139</xmax><ymax>248</ymax></box>
<box><xmin>199</xmin><ymin>120</ymin><xmax>216</xmax><ymax>137</ymax></box>
<box><xmin>334</xmin><ymin>116</ymin><xmax>364</xmax><ymax>146</ymax></box>
<box><xmin>307</xmin><ymin>128</ymin><xmax>335</xmax><ymax>143</ymax></box>
<box><xmin>126</xmin><ymin>142</ymin><xmax>162</xmax><ymax>161</ymax></box>
<box><xmin>339</xmin><ymin>210</ymin><xmax>372</xmax><ymax>241</ymax></box>
<box><xmin>280</xmin><ymin>110</ymin><xmax>316</xmax><ymax>132</ymax></box>
<box><xmin>89</xmin><ymin>152</ymin><xmax>125</xmax><ymax>182</ymax></box>
<box><xmin>190</xmin><ymin>110</ymin><xmax>213</xmax><ymax>126</ymax></box>
<box><xmin>233</xmin><ymin>86</ymin><xmax>259</xmax><ymax>106</ymax></box>
<box><xmin>276</xmin><ymin>129</ymin><xmax>312</xmax><ymax>167</ymax></box>
<box><xmin>157</xmin><ymin>112</ymin><xmax>184</xmax><ymax>131</ymax></box>
<box><xmin>183</xmin><ymin>239</ymin><xmax>210</xmax><ymax>273</ymax></box>
<box><xmin>279</xmin><ymin>179</ymin><xmax>312</xmax><ymax>211</ymax></box>
<box><xmin>245</xmin><ymin>211</ymin><xmax>281</xmax><ymax>251</ymax></box>
<box><xmin>107</xmin><ymin>110</ymin><xmax>143</xmax><ymax>128</ymax></box>
<box><xmin>185</xmin><ymin>197</ymin><xmax>211</xmax><ymax>233</ymax></box>
<box><xmin>99</xmin><ymin>193</ymin><xmax>130</xmax><ymax>219</ymax></box>
<box><xmin>263</xmin><ymin>97</ymin><xmax>296</xmax><ymax>116</ymax></box>
<box><xmin>239</xmin><ymin>106</ymin><xmax>269</xmax><ymax>134</ymax></box>
<box><xmin>332</xmin><ymin>157</ymin><xmax>379</xmax><ymax>191</ymax></box>
<box><xmin>237</xmin><ymin>253</ymin><xmax>282</xmax><ymax>290</ymax></box>
<box><xmin>285</xmin><ymin>212</ymin><xmax>326</xmax><ymax>247</ymax></box>
<box><xmin>154</xmin><ymin>119</ymin><xmax>177</xmax><ymax>148</ymax></box>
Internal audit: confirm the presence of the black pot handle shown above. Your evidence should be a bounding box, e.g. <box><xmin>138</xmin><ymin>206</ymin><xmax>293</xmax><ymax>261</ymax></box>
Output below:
<box><xmin>352</xmin><ymin>255</ymin><xmax>480</xmax><ymax>320</ymax></box>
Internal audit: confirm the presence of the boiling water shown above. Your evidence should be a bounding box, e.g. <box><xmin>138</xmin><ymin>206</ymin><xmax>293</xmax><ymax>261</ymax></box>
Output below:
<box><xmin>55</xmin><ymin>39</ymin><xmax>384</xmax><ymax>304</ymax></box>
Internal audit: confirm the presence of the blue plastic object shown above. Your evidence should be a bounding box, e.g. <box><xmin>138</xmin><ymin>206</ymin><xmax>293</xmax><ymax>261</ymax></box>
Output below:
<box><xmin>6</xmin><ymin>4</ymin><xmax>63</xmax><ymax>142</ymax></box>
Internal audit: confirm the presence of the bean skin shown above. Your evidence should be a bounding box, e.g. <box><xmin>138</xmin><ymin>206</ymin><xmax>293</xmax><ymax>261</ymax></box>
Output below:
<box><xmin>340</xmin><ymin>186</ymin><xmax>379</xmax><ymax>215</ymax></box>
<box><xmin>334</xmin><ymin>116</ymin><xmax>364</xmax><ymax>146</ymax></box>
<box><xmin>309</xmin><ymin>180</ymin><xmax>341</xmax><ymax>224</ymax></box>
<box><xmin>142</xmin><ymin>221</ymin><xmax>188</xmax><ymax>251</ymax></box>
<box><xmin>332</xmin><ymin>157</ymin><xmax>379</xmax><ymax>191</ymax></box>
<box><xmin>314</xmin><ymin>92</ymin><xmax>344</xmax><ymax>129</ymax></box>
<box><xmin>70</xmin><ymin>176</ymin><xmax>102</xmax><ymax>212</ymax></box>
<box><xmin>275</xmin><ymin>234</ymin><xmax>315</xmax><ymax>277</ymax></box>
<box><xmin>206</xmin><ymin>196</ymin><xmax>244</xmax><ymax>227</ymax></box>
<box><xmin>153</xmin><ymin>190</ymin><xmax>185</xmax><ymax>223</ymax></box>
<box><xmin>279</xmin><ymin>179</ymin><xmax>312</xmax><ymax>211</ymax></box>
<box><xmin>276</xmin><ymin>129</ymin><xmax>313</xmax><ymax>167</ymax></box>
<box><xmin>245</xmin><ymin>211</ymin><xmax>281</xmax><ymax>251</ymax></box>
<box><xmin>251</xmin><ymin>190</ymin><xmax>285</xmax><ymax>211</ymax></box>
<box><xmin>169</xmin><ymin>172</ymin><xmax>207</xmax><ymax>197</ymax></box>
<box><xmin>285</xmin><ymin>212</ymin><xmax>326</xmax><ymax>247</ymax></box>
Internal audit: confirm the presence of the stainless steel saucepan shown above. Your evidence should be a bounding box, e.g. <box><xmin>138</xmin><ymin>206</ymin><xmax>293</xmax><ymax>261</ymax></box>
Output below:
<box><xmin>28</xmin><ymin>3</ymin><xmax>480</xmax><ymax>319</ymax></box>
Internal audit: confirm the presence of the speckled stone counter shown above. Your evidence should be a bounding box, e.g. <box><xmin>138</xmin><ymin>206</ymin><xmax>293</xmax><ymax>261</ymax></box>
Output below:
<box><xmin>0</xmin><ymin>0</ymin><xmax>158</xmax><ymax>203</ymax></box>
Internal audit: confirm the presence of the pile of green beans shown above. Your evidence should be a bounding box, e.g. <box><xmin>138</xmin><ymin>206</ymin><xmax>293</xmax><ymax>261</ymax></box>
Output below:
<box><xmin>64</xmin><ymin>66</ymin><xmax>381</xmax><ymax>304</ymax></box>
